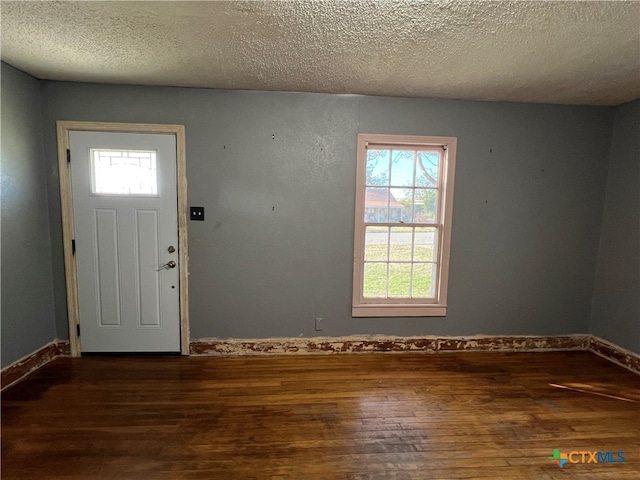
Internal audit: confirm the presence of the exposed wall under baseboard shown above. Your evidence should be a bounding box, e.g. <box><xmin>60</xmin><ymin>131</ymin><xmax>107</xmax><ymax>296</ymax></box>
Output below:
<box><xmin>2</xmin><ymin>334</ymin><xmax>638</xmax><ymax>390</ymax></box>
<box><xmin>1</xmin><ymin>340</ymin><xmax>70</xmax><ymax>391</ymax></box>
<box><xmin>190</xmin><ymin>334</ymin><xmax>589</xmax><ymax>355</ymax></box>
<box><xmin>190</xmin><ymin>334</ymin><xmax>640</xmax><ymax>375</ymax></box>
<box><xmin>588</xmin><ymin>335</ymin><xmax>640</xmax><ymax>374</ymax></box>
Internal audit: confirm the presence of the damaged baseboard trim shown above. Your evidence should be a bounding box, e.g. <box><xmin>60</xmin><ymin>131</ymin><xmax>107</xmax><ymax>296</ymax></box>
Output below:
<box><xmin>1</xmin><ymin>340</ymin><xmax>71</xmax><ymax>391</ymax></box>
<box><xmin>190</xmin><ymin>334</ymin><xmax>639</xmax><ymax>374</ymax></box>
<box><xmin>588</xmin><ymin>336</ymin><xmax>640</xmax><ymax>375</ymax></box>
<box><xmin>190</xmin><ymin>334</ymin><xmax>590</xmax><ymax>356</ymax></box>
<box><xmin>3</xmin><ymin>335</ymin><xmax>636</xmax><ymax>390</ymax></box>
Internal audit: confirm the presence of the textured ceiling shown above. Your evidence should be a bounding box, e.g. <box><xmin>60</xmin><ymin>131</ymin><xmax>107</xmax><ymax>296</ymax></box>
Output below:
<box><xmin>2</xmin><ymin>1</ymin><xmax>639</xmax><ymax>106</ymax></box>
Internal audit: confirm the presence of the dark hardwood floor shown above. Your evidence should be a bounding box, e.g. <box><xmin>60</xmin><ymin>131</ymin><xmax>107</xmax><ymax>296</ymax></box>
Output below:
<box><xmin>2</xmin><ymin>351</ymin><xmax>639</xmax><ymax>479</ymax></box>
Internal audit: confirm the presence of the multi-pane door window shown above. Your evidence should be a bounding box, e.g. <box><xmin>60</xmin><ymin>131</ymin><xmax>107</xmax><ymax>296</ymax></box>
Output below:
<box><xmin>353</xmin><ymin>134</ymin><xmax>457</xmax><ymax>317</ymax></box>
<box><xmin>91</xmin><ymin>149</ymin><xmax>158</xmax><ymax>195</ymax></box>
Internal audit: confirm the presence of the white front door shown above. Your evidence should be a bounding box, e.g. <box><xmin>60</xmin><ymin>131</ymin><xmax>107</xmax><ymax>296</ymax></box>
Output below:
<box><xmin>70</xmin><ymin>131</ymin><xmax>180</xmax><ymax>352</ymax></box>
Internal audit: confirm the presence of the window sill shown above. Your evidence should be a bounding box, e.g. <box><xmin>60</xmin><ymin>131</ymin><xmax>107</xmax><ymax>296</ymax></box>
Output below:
<box><xmin>352</xmin><ymin>304</ymin><xmax>447</xmax><ymax>318</ymax></box>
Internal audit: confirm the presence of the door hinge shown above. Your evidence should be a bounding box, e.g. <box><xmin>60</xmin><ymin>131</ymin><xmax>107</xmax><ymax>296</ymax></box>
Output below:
<box><xmin>67</xmin><ymin>149</ymin><xmax>71</xmax><ymax>163</ymax></box>
<box><xmin>72</xmin><ymin>239</ymin><xmax>76</xmax><ymax>255</ymax></box>
<box><xmin>76</xmin><ymin>324</ymin><xmax>80</xmax><ymax>337</ymax></box>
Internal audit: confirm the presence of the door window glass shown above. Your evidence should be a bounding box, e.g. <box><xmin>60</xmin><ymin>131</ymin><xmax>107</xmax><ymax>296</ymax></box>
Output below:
<box><xmin>91</xmin><ymin>149</ymin><xmax>158</xmax><ymax>195</ymax></box>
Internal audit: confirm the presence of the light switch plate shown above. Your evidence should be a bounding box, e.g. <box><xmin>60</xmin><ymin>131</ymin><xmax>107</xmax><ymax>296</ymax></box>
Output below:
<box><xmin>190</xmin><ymin>207</ymin><xmax>204</xmax><ymax>221</ymax></box>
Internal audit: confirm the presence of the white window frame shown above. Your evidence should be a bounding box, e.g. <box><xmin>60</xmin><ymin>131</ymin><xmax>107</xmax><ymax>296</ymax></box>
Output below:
<box><xmin>352</xmin><ymin>134</ymin><xmax>457</xmax><ymax>317</ymax></box>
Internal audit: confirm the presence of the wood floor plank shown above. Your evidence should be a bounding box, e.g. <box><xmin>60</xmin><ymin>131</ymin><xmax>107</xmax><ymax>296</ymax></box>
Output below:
<box><xmin>2</xmin><ymin>351</ymin><xmax>639</xmax><ymax>479</ymax></box>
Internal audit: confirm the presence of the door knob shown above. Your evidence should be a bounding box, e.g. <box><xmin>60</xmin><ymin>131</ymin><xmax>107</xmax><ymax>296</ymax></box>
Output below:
<box><xmin>157</xmin><ymin>260</ymin><xmax>176</xmax><ymax>270</ymax></box>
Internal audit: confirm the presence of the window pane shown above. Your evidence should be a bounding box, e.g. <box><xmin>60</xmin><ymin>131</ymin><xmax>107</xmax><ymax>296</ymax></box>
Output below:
<box><xmin>366</xmin><ymin>149</ymin><xmax>390</xmax><ymax>186</ymax></box>
<box><xmin>363</xmin><ymin>263</ymin><xmax>387</xmax><ymax>298</ymax></box>
<box><xmin>414</xmin><ymin>227</ymin><xmax>437</xmax><ymax>262</ymax></box>
<box><xmin>92</xmin><ymin>149</ymin><xmax>158</xmax><ymax>195</ymax></box>
<box><xmin>365</xmin><ymin>188</ymin><xmax>390</xmax><ymax>223</ymax></box>
<box><xmin>389</xmin><ymin>188</ymin><xmax>409</xmax><ymax>222</ymax></box>
<box><xmin>389</xmin><ymin>227</ymin><xmax>413</xmax><ymax>261</ymax></box>
<box><xmin>365</xmin><ymin>227</ymin><xmax>388</xmax><ymax>261</ymax></box>
<box><xmin>388</xmin><ymin>263</ymin><xmax>411</xmax><ymax>297</ymax></box>
<box><xmin>390</xmin><ymin>150</ymin><xmax>415</xmax><ymax>186</ymax></box>
<box><xmin>412</xmin><ymin>188</ymin><xmax>438</xmax><ymax>223</ymax></box>
<box><xmin>416</xmin><ymin>151</ymin><xmax>439</xmax><ymax>187</ymax></box>
<box><xmin>412</xmin><ymin>263</ymin><xmax>436</xmax><ymax>298</ymax></box>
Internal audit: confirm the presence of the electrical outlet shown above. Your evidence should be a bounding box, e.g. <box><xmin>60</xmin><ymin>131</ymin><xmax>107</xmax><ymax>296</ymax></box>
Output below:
<box><xmin>315</xmin><ymin>317</ymin><xmax>324</xmax><ymax>331</ymax></box>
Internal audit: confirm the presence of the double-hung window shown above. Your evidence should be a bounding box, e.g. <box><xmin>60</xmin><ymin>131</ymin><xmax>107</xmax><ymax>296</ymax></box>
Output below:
<box><xmin>352</xmin><ymin>134</ymin><xmax>457</xmax><ymax>317</ymax></box>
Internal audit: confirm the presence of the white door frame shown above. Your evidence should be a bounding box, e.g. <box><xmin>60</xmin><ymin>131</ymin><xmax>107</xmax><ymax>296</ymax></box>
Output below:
<box><xmin>57</xmin><ymin>121</ymin><xmax>190</xmax><ymax>356</ymax></box>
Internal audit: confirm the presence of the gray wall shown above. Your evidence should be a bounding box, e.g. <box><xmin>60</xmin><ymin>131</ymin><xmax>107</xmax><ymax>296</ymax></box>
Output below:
<box><xmin>40</xmin><ymin>81</ymin><xmax>615</xmax><ymax>341</ymax></box>
<box><xmin>1</xmin><ymin>64</ymin><xmax>57</xmax><ymax>367</ymax></box>
<box><xmin>590</xmin><ymin>100</ymin><xmax>640</xmax><ymax>354</ymax></box>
